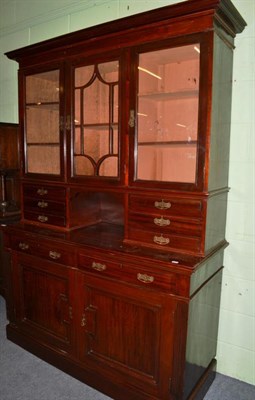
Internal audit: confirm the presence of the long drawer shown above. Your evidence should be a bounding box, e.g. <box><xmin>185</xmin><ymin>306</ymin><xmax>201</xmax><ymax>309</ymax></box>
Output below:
<box><xmin>129</xmin><ymin>195</ymin><xmax>203</xmax><ymax>219</ymax></box>
<box><xmin>127</xmin><ymin>228</ymin><xmax>201</xmax><ymax>254</ymax></box>
<box><xmin>129</xmin><ymin>212</ymin><xmax>202</xmax><ymax>237</ymax></box>
<box><xmin>78</xmin><ymin>253</ymin><xmax>189</xmax><ymax>296</ymax></box>
<box><xmin>10</xmin><ymin>234</ymin><xmax>74</xmax><ymax>265</ymax></box>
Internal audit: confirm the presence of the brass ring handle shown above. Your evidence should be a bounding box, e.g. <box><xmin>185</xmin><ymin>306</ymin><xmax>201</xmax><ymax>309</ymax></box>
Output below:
<box><xmin>65</xmin><ymin>115</ymin><xmax>71</xmax><ymax>131</ymax></box>
<box><xmin>49</xmin><ymin>251</ymin><xmax>61</xmax><ymax>260</ymax></box>
<box><xmin>37</xmin><ymin>188</ymin><xmax>48</xmax><ymax>196</ymax></box>
<box><xmin>153</xmin><ymin>235</ymin><xmax>170</xmax><ymax>245</ymax></box>
<box><xmin>154</xmin><ymin>200</ymin><xmax>171</xmax><ymax>210</ymax></box>
<box><xmin>37</xmin><ymin>200</ymin><xmax>48</xmax><ymax>208</ymax></box>
<box><xmin>38</xmin><ymin>215</ymin><xmax>48</xmax><ymax>223</ymax></box>
<box><xmin>81</xmin><ymin>313</ymin><xmax>86</xmax><ymax>327</ymax></box>
<box><xmin>19</xmin><ymin>242</ymin><xmax>29</xmax><ymax>250</ymax></box>
<box><xmin>128</xmin><ymin>109</ymin><xmax>135</xmax><ymax>128</ymax></box>
<box><xmin>59</xmin><ymin>116</ymin><xmax>64</xmax><ymax>132</ymax></box>
<box><xmin>154</xmin><ymin>216</ymin><xmax>170</xmax><ymax>227</ymax></box>
<box><xmin>92</xmin><ymin>261</ymin><xmax>106</xmax><ymax>271</ymax></box>
<box><xmin>137</xmin><ymin>273</ymin><xmax>154</xmax><ymax>284</ymax></box>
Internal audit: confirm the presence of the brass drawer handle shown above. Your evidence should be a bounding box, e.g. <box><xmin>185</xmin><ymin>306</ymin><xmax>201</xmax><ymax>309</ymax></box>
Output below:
<box><xmin>19</xmin><ymin>242</ymin><xmax>29</xmax><ymax>250</ymax></box>
<box><xmin>154</xmin><ymin>216</ymin><xmax>170</xmax><ymax>227</ymax></box>
<box><xmin>92</xmin><ymin>261</ymin><xmax>106</xmax><ymax>271</ymax></box>
<box><xmin>154</xmin><ymin>200</ymin><xmax>171</xmax><ymax>210</ymax></box>
<box><xmin>37</xmin><ymin>188</ymin><xmax>48</xmax><ymax>196</ymax></box>
<box><xmin>38</xmin><ymin>215</ymin><xmax>48</xmax><ymax>223</ymax></box>
<box><xmin>49</xmin><ymin>251</ymin><xmax>61</xmax><ymax>260</ymax></box>
<box><xmin>137</xmin><ymin>273</ymin><xmax>154</xmax><ymax>284</ymax></box>
<box><xmin>38</xmin><ymin>200</ymin><xmax>48</xmax><ymax>208</ymax></box>
<box><xmin>153</xmin><ymin>235</ymin><xmax>170</xmax><ymax>246</ymax></box>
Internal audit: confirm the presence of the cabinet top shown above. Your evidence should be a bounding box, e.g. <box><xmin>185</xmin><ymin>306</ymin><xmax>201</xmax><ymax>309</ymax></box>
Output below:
<box><xmin>4</xmin><ymin>221</ymin><xmax>225</xmax><ymax>273</ymax></box>
<box><xmin>6</xmin><ymin>0</ymin><xmax>246</xmax><ymax>63</ymax></box>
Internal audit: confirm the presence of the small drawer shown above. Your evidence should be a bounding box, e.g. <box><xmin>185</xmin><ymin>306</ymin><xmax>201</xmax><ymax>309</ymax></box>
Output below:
<box><xmin>128</xmin><ymin>228</ymin><xmax>201</xmax><ymax>254</ymax></box>
<box><xmin>24</xmin><ymin>198</ymin><xmax>66</xmax><ymax>215</ymax></box>
<box><xmin>23</xmin><ymin>184</ymin><xmax>66</xmax><ymax>201</ymax></box>
<box><xmin>78</xmin><ymin>253</ymin><xmax>188</xmax><ymax>296</ymax></box>
<box><xmin>24</xmin><ymin>211</ymin><xmax>66</xmax><ymax>227</ymax></box>
<box><xmin>129</xmin><ymin>195</ymin><xmax>203</xmax><ymax>218</ymax></box>
<box><xmin>129</xmin><ymin>212</ymin><xmax>202</xmax><ymax>237</ymax></box>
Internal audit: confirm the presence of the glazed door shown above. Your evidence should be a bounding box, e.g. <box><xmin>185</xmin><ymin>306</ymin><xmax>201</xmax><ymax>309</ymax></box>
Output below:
<box><xmin>77</xmin><ymin>273</ymin><xmax>176</xmax><ymax>399</ymax></box>
<box><xmin>129</xmin><ymin>37</ymin><xmax>206</xmax><ymax>190</ymax></box>
<box><xmin>22</xmin><ymin>65</ymin><xmax>65</xmax><ymax>179</ymax></box>
<box><xmin>11</xmin><ymin>252</ymin><xmax>75</xmax><ymax>354</ymax></box>
<box><xmin>69</xmin><ymin>53</ymin><xmax>123</xmax><ymax>183</ymax></box>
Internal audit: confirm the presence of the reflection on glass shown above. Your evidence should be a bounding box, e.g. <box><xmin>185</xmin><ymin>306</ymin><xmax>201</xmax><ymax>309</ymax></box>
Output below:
<box><xmin>136</xmin><ymin>44</ymin><xmax>200</xmax><ymax>183</ymax></box>
<box><xmin>25</xmin><ymin>70</ymin><xmax>61</xmax><ymax>175</ymax></box>
<box><xmin>74</xmin><ymin>60</ymin><xmax>119</xmax><ymax>177</ymax></box>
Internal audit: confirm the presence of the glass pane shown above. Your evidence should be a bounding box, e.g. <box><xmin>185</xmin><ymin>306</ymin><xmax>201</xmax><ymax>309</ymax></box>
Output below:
<box><xmin>25</xmin><ymin>70</ymin><xmax>61</xmax><ymax>175</ymax></box>
<box><xmin>26</xmin><ymin>70</ymin><xmax>60</xmax><ymax>103</ymax></box>
<box><xmin>27</xmin><ymin>145</ymin><xmax>60</xmax><ymax>174</ymax></box>
<box><xmin>74</xmin><ymin>60</ymin><xmax>119</xmax><ymax>178</ymax></box>
<box><xmin>136</xmin><ymin>44</ymin><xmax>200</xmax><ymax>183</ymax></box>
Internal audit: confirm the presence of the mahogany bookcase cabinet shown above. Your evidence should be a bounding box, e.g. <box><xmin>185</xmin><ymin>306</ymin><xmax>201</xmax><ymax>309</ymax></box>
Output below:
<box><xmin>4</xmin><ymin>1</ymin><xmax>246</xmax><ymax>399</ymax></box>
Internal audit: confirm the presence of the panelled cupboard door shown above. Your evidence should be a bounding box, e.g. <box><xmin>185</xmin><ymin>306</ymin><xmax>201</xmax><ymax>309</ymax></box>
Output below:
<box><xmin>11</xmin><ymin>252</ymin><xmax>75</xmax><ymax>354</ymax></box>
<box><xmin>68</xmin><ymin>50</ymin><xmax>126</xmax><ymax>184</ymax></box>
<box><xmin>129</xmin><ymin>34</ymin><xmax>209</xmax><ymax>191</ymax></box>
<box><xmin>77</xmin><ymin>273</ymin><xmax>177</xmax><ymax>399</ymax></box>
<box><xmin>20</xmin><ymin>64</ymin><xmax>66</xmax><ymax>180</ymax></box>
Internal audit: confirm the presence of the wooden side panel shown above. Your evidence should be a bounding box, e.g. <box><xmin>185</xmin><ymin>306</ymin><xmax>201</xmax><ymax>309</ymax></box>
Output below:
<box><xmin>183</xmin><ymin>268</ymin><xmax>223</xmax><ymax>399</ymax></box>
<box><xmin>204</xmin><ymin>191</ymin><xmax>228</xmax><ymax>253</ymax></box>
<box><xmin>208</xmin><ymin>32</ymin><xmax>234</xmax><ymax>191</ymax></box>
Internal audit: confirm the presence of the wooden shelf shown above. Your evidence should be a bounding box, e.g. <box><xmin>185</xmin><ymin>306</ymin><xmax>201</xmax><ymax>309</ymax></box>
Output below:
<box><xmin>26</xmin><ymin>102</ymin><xmax>59</xmax><ymax>110</ymax></box>
<box><xmin>138</xmin><ymin>140</ymin><xmax>197</xmax><ymax>146</ymax></box>
<box><xmin>27</xmin><ymin>142</ymin><xmax>60</xmax><ymax>146</ymax></box>
<box><xmin>75</xmin><ymin>122</ymin><xmax>118</xmax><ymax>130</ymax></box>
<box><xmin>139</xmin><ymin>89</ymin><xmax>198</xmax><ymax>101</ymax></box>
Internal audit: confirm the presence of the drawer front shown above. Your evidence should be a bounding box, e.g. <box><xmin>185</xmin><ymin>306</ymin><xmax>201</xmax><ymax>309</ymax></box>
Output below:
<box><xmin>129</xmin><ymin>195</ymin><xmax>203</xmax><ymax>218</ymax></box>
<box><xmin>128</xmin><ymin>228</ymin><xmax>201</xmax><ymax>254</ymax></box>
<box><xmin>10</xmin><ymin>235</ymin><xmax>38</xmax><ymax>257</ymax></box>
<box><xmin>23</xmin><ymin>184</ymin><xmax>66</xmax><ymax>201</ymax></box>
<box><xmin>78</xmin><ymin>253</ymin><xmax>188</xmax><ymax>296</ymax></box>
<box><xmin>36</xmin><ymin>241</ymin><xmax>74</xmax><ymax>265</ymax></box>
<box><xmin>79</xmin><ymin>254</ymin><xmax>122</xmax><ymax>272</ymax></box>
<box><xmin>129</xmin><ymin>212</ymin><xmax>202</xmax><ymax>237</ymax></box>
<box><xmin>10</xmin><ymin>235</ymin><xmax>74</xmax><ymax>265</ymax></box>
<box><xmin>24</xmin><ymin>211</ymin><xmax>66</xmax><ymax>227</ymax></box>
<box><xmin>24</xmin><ymin>198</ymin><xmax>66</xmax><ymax>215</ymax></box>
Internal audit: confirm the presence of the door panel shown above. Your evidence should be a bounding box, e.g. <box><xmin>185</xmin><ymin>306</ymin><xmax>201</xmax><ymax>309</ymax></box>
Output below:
<box><xmin>71</xmin><ymin>56</ymin><xmax>121</xmax><ymax>180</ymax></box>
<box><xmin>78</xmin><ymin>273</ymin><xmax>176</xmax><ymax>398</ymax></box>
<box><xmin>12</xmin><ymin>253</ymin><xmax>75</xmax><ymax>353</ymax></box>
<box><xmin>23</xmin><ymin>66</ymin><xmax>65</xmax><ymax>179</ymax></box>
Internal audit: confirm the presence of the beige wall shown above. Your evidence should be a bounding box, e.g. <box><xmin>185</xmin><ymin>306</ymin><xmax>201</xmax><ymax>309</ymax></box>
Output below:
<box><xmin>0</xmin><ymin>0</ymin><xmax>254</xmax><ymax>385</ymax></box>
